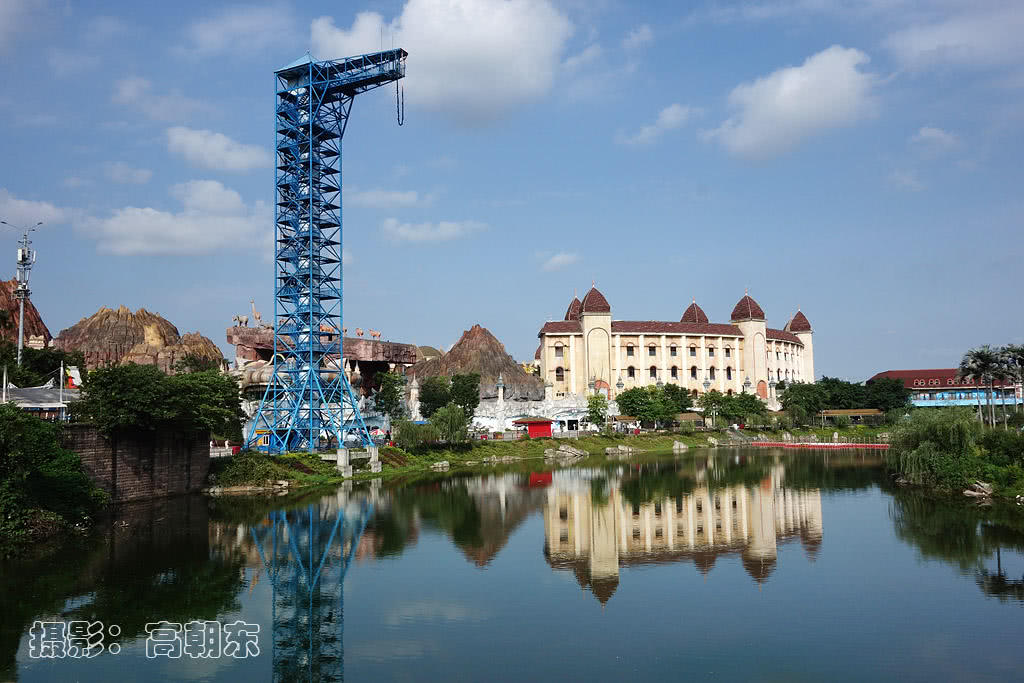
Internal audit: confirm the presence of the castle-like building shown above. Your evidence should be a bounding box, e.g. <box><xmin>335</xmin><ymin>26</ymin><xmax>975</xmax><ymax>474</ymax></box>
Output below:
<box><xmin>537</xmin><ymin>286</ymin><xmax>814</xmax><ymax>406</ymax></box>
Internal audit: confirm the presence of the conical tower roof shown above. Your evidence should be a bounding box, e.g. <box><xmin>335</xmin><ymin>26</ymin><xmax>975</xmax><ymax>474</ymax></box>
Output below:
<box><xmin>730</xmin><ymin>293</ymin><xmax>765</xmax><ymax>321</ymax></box>
<box><xmin>581</xmin><ymin>285</ymin><xmax>611</xmax><ymax>313</ymax></box>
<box><xmin>785</xmin><ymin>309</ymin><xmax>812</xmax><ymax>333</ymax></box>
<box><xmin>681</xmin><ymin>298</ymin><xmax>709</xmax><ymax>324</ymax></box>
<box><xmin>564</xmin><ymin>296</ymin><xmax>582</xmax><ymax>321</ymax></box>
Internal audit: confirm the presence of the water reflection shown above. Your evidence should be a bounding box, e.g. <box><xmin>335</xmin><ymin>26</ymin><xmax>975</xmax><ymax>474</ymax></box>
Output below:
<box><xmin>543</xmin><ymin>459</ymin><xmax>823</xmax><ymax>603</ymax></box>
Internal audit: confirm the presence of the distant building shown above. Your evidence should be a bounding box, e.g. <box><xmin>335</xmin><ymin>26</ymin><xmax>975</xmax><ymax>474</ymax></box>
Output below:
<box><xmin>869</xmin><ymin>368</ymin><xmax>1022</xmax><ymax>409</ymax></box>
<box><xmin>537</xmin><ymin>286</ymin><xmax>814</xmax><ymax>408</ymax></box>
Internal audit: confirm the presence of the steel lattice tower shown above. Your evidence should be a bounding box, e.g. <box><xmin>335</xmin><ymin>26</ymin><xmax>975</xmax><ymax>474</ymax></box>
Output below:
<box><xmin>247</xmin><ymin>50</ymin><xmax>407</xmax><ymax>453</ymax></box>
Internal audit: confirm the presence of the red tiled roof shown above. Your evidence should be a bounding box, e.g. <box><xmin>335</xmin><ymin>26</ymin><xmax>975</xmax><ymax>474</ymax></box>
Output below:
<box><xmin>534</xmin><ymin>343</ymin><xmax>541</xmax><ymax>360</ymax></box>
<box><xmin>680</xmin><ymin>300</ymin><xmax>709</xmax><ymax>324</ymax></box>
<box><xmin>611</xmin><ymin>321</ymin><xmax>741</xmax><ymax>336</ymax></box>
<box><xmin>785</xmin><ymin>310</ymin><xmax>811</xmax><ymax>333</ymax></box>
<box><xmin>539</xmin><ymin>320</ymin><xmax>582</xmax><ymax>335</ymax></box>
<box><xmin>512</xmin><ymin>417</ymin><xmax>554</xmax><ymax>424</ymax></box>
<box><xmin>731</xmin><ymin>294</ymin><xmax>765</xmax><ymax>321</ymax></box>
<box><xmin>564</xmin><ymin>297</ymin><xmax>582</xmax><ymax>321</ymax></box>
<box><xmin>766</xmin><ymin>328</ymin><xmax>801</xmax><ymax>344</ymax></box>
<box><xmin>869</xmin><ymin>368</ymin><xmax>1014</xmax><ymax>389</ymax></box>
<box><xmin>581</xmin><ymin>286</ymin><xmax>611</xmax><ymax>313</ymax></box>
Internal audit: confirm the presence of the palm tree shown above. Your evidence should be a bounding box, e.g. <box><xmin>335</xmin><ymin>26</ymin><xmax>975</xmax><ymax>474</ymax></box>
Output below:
<box><xmin>959</xmin><ymin>346</ymin><xmax>1000</xmax><ymax>426</ymax></box>
<box><xmin>994</xmin><ymin>348</ymin><xmax>1013</xmax><ymax>429</ymax></box>
<box><xmin>1002</xmin><ymin>344</ymin><xmax>1024</xmax><ymax>415</ymax></box>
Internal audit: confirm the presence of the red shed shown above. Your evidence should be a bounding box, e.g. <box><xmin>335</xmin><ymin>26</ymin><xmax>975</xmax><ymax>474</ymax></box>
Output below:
<box><xmin>513</xmin><ymin>418</ymin><xmax>554</xmax><ymax>439</ymax></box>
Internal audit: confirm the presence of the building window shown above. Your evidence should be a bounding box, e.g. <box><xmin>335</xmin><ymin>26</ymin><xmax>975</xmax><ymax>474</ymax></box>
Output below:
<box><xmin>690</xmin><ymin>366</ymin><xmax>698</xmax><ymax>379</ymax></box>
<box><xmin>709</xmin><ymin>367</ymin><xmax>716</xmax><ymax>380</ymax></box>
<box><xmin>648</xmin><ymin>345</ymin><xmax>656</xmax><ymax>357</ymax></box>
<box><xmin>671</xmin><ymin>366</ymin><xmax>679</xmax><ymax>379</ymax></box>
<box><xmin>649</xmin><ymin>366</ymin><xmax>657</xmax><ymax>379</ymax></box>
<box><xmin>690</xmin><ymin>346</ymin><xmax>697</xmax><ymax>357</ymax></box>
<box><xmin>626</xmin><ymin>344</ymin><xmax>634</xmax><ymax>357</ymax></box>
<box><xmin>726</xmin><ymin>366</ymin><xmax>733</xmax><ymax>381</ymax></box>
<box><xmin>627</xmin><ymin>366</ymin><xmax>635</xmax><ymax>379</ymax></box>
<box><xmin>554</xmin><ymin>345</ymin><xmax>563</xmax><ymax>358</ymax></box>
<box><xmin>776</xmin><ymin>351</ymin><xmax>780</xmax><ymax>360</ymax></box>
<box><xmin>725</xmin><ymin>347</ymin><xmax>731</xmax><ymax>358</ymax></box>
<box><xmin>670</xmin><ymin>345</ymin><xmax>677</xmax><ymax>357</ymax></box>
<box><xmin>555</xmin><ymin>367</ymin><xmax>564</xmax><ymax>382</ymax></box>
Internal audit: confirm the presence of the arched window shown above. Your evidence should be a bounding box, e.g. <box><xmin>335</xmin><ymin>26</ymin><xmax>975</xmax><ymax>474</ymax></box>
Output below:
<box><xmin>724</xmin><ymin>346</ymin><xmax>732</xmax><ymax>358</ymax></box>
<box><xmin>690</xmin><ymin>366</ymin><xmax>698</xmax><ymax>379</ymax></box>
<box><xmin>649</xmin><ymin>365</ymin><xmax>658</xmax><ymax>379</ymax></box>
<box><xmin>555</xmin><ymin>367</ymin><xmax>564</xmax><ymax>382</ymax></box>
<box><xmin>691</xmin><ymin>389</ymin><xmax>698</xmax><ymax>397</ymax></box>
<box><xmin>626</xmin><ymin>343</ymin><xmax>634</xmax><ymax>357</ymax></box>
<box><xmin>727</xmin><ymin>389</ymin><xmax>734</xmax><ymax>396</ymax></box>
<box><xmin>627</xmin><ymin>366</ymin><xmax>635</xmax><ymax>379</ymax></box>
<box><xmin>726</xmin><ymin>366</ymin><xmax>733</xmax><ymax>381</ymax></box>
<box><xmin>670</xmin><ymin>344</ymin><xmax>678</xmax><ymax>357</ymax></box>
<box><xmin>648</xmin><ymin>344</ymin><xmax>657</xmax><ymax>357</ymax></box>
<box><xmin>785</xmin><ymin>369</ymin><xmax>790</xmax><ymax>380</ymax></box>
<box><xmin>671</xmin><ymin>366</ymin><xmax>679</xmax><ymax>379</ymax></box>
<box><xmin>709</xmin><ymin>367</ymin><xmax>716</xmax><ymax>380</ymax></box>
<box><xmin>689</xmin><ymin>345</ymin><xmax>697</xmax><ymax>357</ymax></box>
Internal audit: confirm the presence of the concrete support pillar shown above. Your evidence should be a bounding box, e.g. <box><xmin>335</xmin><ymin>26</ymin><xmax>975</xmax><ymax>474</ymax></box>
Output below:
<box><xmin>568</xmin><ymin>334</ymin><xmax>576</xmax><ymax>395</ymax></box>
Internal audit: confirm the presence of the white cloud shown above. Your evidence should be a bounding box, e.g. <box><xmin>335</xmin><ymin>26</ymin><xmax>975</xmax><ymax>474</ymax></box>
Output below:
<box><xmin>541</xmin><ymin>251</ymin><xmax>579</xmax><ymax>271</ymax></box>
<box><xmin>348</xmin><ymin>189</ymin><xmax>424</xmax><ymax>208</ymax></box>
<box><xmin>48</xmin><ymin>48</ymin><xmax>100</xmax><ymax>77</ymax></box>
<box><xmin>563</xmin><ymin>44</ymin><xmax>602</xmax><ymax>71</ymax></box>
<box><xmin>77</xmin><ymin>180</ymin><xmax>270</xmax><ymax>255</ymax></box>
<box><xmin>106</xmin><ymin>162</ymin><xmax>152</xmax><ymax>185</ymax></box>
<box><xmin>0</xmin><ymin>189</ymin><xmax>67</xmax><ymax>228</ymax></box>
<box><xmin>705</xmin><ymin>45</ymin><xmax>877</xmax><ymax>160</ymax></box>
<box><xmin>180</xmin><ymin>3</ymin><xmax>296</xmax><ymax>57</ymax></box>
<box><xmin>887</xmin><ymin>169</ymin><xmax>925</xmax><ymax>192</ymax></box>
<box><xmin>618</xmin><ymin>103</ymin><xmax>694</xmax><ymax>145</ymax></box>
<box><xmin>622</xmin><ymin>24</ymin><xmax>653</xmax><ymax>50</ymax></box>
<box><xmin>380</xmin><ymin>217</ymin><xmax>485</xmax><ymax>243</ymax></box>
<box><xmin>166</xmin><ymin>126</ymin><xmax>271</xmax><ymax>171</ymax></box>
<box><xmin>113</xmin><ymin>77</ymin><xmax>208</xmax><ymax>121</ymax></box>
<box><xmin>885</xmin><ymin>6</ymin><xmax>1024</xmax><ymax>71</ymax></box>
<box><xmin>909</xmin><ymin>126</ymin><xmax>958</xmax><ymax>156</ymax></box>
<box><xmin>311</xmin><ymin>0</ymin><xmax>574</xmax><ymax>125</ymax></box>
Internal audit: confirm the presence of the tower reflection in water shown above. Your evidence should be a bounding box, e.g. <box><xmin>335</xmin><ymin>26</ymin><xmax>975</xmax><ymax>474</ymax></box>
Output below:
<box><xmin>249</xmin><ymin>491</ymin><xmax>374</xmax><ymax>682</ymax></box>
<box><xmin>543</xmin><ymin>458</ymin><xmax>823</xmax><ymax>603</ymax></box>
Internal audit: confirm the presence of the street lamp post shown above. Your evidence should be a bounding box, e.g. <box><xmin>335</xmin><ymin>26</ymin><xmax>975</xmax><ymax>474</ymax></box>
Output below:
<box><xmin>743</xmin><ymin>376</ymin><xmax>752</xmax><ymax>394</ymax></box>
<box><xmin>2</xmin><ymin>220</ymin><xmax>43</xmax><ymax>366</ymax></box>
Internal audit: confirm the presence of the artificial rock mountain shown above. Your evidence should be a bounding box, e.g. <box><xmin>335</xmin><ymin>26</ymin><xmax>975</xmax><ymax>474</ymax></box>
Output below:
<box><xmin>0</xmin><ymin>277</ymin><xmax>51</xmax><ymax>344</ymax></box>
<box><xmin>54</xmin><ymin>306</ymin><xmax>223</xmax><ymax>373</ymax></box>
<box><xmin>409</xmin><ymin>324</ymin><xmax>543</xmax><ymax>400</ymax></box>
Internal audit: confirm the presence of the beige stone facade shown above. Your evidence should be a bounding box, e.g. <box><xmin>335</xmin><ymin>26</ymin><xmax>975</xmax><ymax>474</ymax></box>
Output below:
<box><xmin>537</xmin><ymin>287</ymin><xmax>814</xmax><ymax>405</ymax></box>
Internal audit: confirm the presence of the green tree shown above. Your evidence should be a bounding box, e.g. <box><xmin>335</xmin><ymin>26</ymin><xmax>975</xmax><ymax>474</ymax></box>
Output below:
<box><xmin>818</xmin><ymin>376</ymin><xmax>868</xmax><ymax>409</ymax></box>
<box><xmin>418</xmin><ymin>375</ymin><xmax>451</xmax><ymax>419</ymax></box>
<box><xmin>374</xmin><ymin>371</ymin><xmax>406</xmax><ymax>421</ymax></box>
<box><xmin>172</xmin><ymin>353</ymin><xmax>222</xmax><ymax>373</ymax></box>
<box><xmin>960</xmin><ymin>345</ymin><xmax>1001</xmax><ymax>425</ymax></box>
<box><xmin>779</xmin><ymin>382</ymin><xmax>827</xmax><ymax>424</ymax></box>
<box><xmin>0</xmin><ymin>340</ymin><xmax>86</xmax><ymax>388</ymax></box>
<box><xmin>730</xmin><ymin>392</ymin><xmax>767</xmax><ymax>422</ymax></box>
<box><xmin>865</xmin><ymin>376</ymin><xmax>911</xmax><ymax>412</ymax></box>
<box><xmin>616</xmin><ymin>387</ymin><xmax>658</xmax><ymax>424</ymax></box>
<box><xmin>697</xmin><ymin>390</ymin><xmax>729</xmax><ymax>427</ymax></box>
<box><xmin>662</xmin><ymin>383</ymin><xmax>693</xmax><ymax>413</ymax></box>
<box><xmin>587</xmin><ymin>393</ymin><xmax>608</xmax><ymax>427</ymax></box>
<box><xmin>75</xmin><ymin>364</ymin><xmax>242</xmax><ymax>439</ymax></box>
<box><xmin>450</xmin><ymin>373</ymin><xmax>481</xmax><ymax>419</ymax></box>
<box><xmin>430</xmin><ymin>402</ymin><xmax>469</xmax><ymax>443</ymax></box>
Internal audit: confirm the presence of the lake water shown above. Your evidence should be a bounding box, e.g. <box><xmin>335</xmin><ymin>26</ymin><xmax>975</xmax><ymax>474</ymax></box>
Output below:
<box><xmin>4</xmin><ymin>449</ymin><xmax>1024</xmax><ymax>682</ymax></box>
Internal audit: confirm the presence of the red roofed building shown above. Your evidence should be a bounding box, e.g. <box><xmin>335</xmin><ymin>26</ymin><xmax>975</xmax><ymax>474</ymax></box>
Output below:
<box><xmin>537</xmin><ymin>286</ymin><xmax>815</xmax><ymax>406</ymax></box>
<box><xmin>869</xmin><ymin>369</ymin><xmax>1021</xmax><ymax>408</ymax></box>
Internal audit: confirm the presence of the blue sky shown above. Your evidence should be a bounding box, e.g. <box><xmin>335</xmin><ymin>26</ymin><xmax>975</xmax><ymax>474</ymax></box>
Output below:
<box><xmin>1</xmin><ymin>0</ymin><xmax>1021</xmax><ymax>380</ymax></box>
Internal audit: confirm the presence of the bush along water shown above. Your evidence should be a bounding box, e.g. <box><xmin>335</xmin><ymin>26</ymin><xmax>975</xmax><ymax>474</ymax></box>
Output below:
<box><xmin>886</xmin><ymin>408</ymin><xmax>1024</xmax><ymax>498</ymax></box>
<box><xmin>0</xmin><ymin>404</ymin><xmax>109</xmax><ymax>556</ymax></box>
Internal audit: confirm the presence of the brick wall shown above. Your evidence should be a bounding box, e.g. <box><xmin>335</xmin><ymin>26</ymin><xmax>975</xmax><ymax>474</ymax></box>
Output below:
<box><xmin>63</xmin><ymin>425</ymin><xmax>210</xmax><ymax>503</ymax></box>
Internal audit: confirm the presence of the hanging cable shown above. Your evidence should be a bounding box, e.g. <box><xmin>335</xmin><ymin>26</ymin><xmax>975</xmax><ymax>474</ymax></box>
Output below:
<box><xmin>396</xmin><ymin>81</ymin><xmax>404</xmax><ymax>126</ymax></box>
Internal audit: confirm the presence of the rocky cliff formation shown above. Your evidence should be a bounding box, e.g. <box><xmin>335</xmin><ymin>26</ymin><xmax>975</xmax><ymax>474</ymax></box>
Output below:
<box><xmin>409</xmin><ymin>324</ymin><xmax>543</xmax><ymax>400</ymax></box>
<box><xmin>0</xmin><ymin>277</ymin><xmax>51</xmax><ymax>344</ymax></box>
<box><xmin>54</xmin><ymin>306</ymin><xmax>223</xmax><ymax>373</ymax></box>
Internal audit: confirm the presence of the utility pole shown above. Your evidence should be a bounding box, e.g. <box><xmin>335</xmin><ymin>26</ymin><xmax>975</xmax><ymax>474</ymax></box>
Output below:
<box><xmin>2</xmin><ymin>220</ymin><xmax>42</xmax><ymax>366</ymax></box>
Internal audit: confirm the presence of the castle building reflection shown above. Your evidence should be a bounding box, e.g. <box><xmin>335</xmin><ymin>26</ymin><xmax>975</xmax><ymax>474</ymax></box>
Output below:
<box><xmin>544</xmin><ymin>460</ymin><xmax>823</xmax><ymax>603</ymax></box>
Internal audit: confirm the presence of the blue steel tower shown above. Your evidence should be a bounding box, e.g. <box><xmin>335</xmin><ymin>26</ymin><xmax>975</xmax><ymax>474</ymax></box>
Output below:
<box><xmin>247</xmin><ymin>49</ymin><xmax>407</xmax><ymax>453</ymax></box>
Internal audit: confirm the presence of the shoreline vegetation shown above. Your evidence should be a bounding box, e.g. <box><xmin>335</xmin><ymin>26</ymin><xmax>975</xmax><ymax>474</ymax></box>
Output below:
<box><xmin>886</xmin><ymin>408</ymin><xmax>1024</xmax><ymax>503</ymax></box>
<box><xmin>207</xmin><ymin>425</ymin><xmax>892</xmax><ymax>493</ymax></box>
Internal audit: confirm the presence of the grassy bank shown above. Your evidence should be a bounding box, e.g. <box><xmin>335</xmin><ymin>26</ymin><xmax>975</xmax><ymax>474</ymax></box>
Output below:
<box><xmin>886</xmin><ymin>408</ymin><xmax>1024</xmax><ymax>501</ymax></box>
<box><xmin>210</xmin><ymin>424</ymin><xmax>890</xmax><ymax>489</ymax></box>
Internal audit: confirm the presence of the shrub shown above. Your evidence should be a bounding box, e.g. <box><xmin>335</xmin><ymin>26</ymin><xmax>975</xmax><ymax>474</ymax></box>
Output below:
<box><xmin>887</xmin><ymin>408</ymin><xmax>981</xmax><ymax>489</ymax></box>
<box><xmin>833</xmin><ymin>415</ymin><xmax>851</xmax><ymax>429</ymax></box>
<box><xmin>430</xmin><ymin>403</ymin><xmax>469</xmax><ymax>443</ymax></box>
